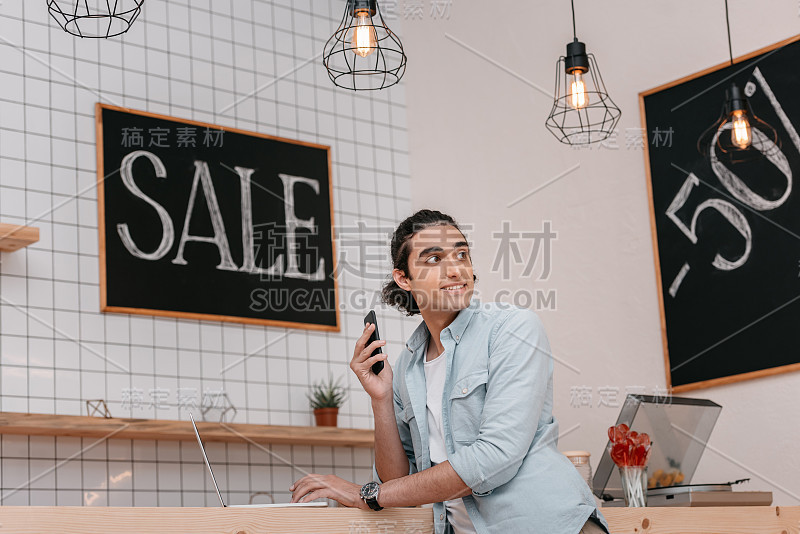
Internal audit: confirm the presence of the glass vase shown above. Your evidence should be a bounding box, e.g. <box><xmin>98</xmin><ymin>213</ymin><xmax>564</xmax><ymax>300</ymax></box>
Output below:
<box><xmin>618</xmin><ymin>466</ymin><xmax>647</xmax><ymax>507</ymax></box>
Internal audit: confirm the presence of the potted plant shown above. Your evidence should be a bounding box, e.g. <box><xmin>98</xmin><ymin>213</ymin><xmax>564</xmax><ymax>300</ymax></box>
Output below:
<box><xmin>307</xmin><ymin>375</ymin><xmax>348</xmax><ymax>427</ymax></box>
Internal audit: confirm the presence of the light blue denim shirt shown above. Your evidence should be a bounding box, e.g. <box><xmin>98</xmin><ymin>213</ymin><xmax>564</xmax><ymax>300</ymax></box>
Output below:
<box><xmin>372</xmin><ymin>298</ymin><xmax>610</xmax><ymax>534</ymax></box>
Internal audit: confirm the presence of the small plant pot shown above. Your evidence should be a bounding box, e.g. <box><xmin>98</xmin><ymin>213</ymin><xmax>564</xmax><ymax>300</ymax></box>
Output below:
<box><xmin>314</xmin><ymin>407</ymin><xmax>339</xmax><ymax>427</ymax></box>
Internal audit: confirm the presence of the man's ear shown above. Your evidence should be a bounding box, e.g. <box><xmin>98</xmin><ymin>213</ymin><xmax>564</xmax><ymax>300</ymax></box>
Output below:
<box><xmin>393</xmin><ymin>268</ymin><xmax>411</xmax><ymax>291</ymax></box>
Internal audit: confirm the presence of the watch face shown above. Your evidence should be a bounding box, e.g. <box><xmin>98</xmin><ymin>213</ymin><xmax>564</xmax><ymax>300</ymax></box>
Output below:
<box><xmin>361</xmin><ymin>481</ymin><xmax>379</xmax><ymax>499</ymax></box>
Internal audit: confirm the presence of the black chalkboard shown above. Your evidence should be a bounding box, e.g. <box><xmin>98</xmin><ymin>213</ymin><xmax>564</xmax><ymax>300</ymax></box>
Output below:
<box><xmin>641</xmin><ymin>35</ymin><xmax>800</xmax><ymax>391</ymax></box>
<box><xmin>96</xmin><ymin>104</ymin><xmax>339</xmax><ymax>331</ymax></box>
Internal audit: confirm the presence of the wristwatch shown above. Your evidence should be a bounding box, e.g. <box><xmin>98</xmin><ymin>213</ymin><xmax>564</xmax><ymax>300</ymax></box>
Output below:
<box><xmin>360</xmin><ymin>481</ymin><xmax>383</xmax><ymax>511</ymax></box>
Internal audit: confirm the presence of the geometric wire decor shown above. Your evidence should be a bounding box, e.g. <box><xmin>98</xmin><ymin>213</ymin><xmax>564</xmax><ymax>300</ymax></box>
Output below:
<box><xmin>545</xmin><ymin>0</ymin><xmax>621</xmax><ymax>145</ymax></box>
<box><xmin>46</xmin><ymin>0</ymin><xmax>144</xmax><ymax>38</ymax></box>
<box><xmin>85</xmin><ymin>399</ymin><xmax>112</xmax><ymax>418</ymax></box>
<box><xmin>323</xmin><ymin>0</ymin><xmax>407</xmax><ymax>91</ymax></box>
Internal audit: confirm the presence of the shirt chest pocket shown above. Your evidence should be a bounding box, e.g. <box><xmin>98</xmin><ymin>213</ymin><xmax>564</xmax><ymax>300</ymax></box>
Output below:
<box><xmin>448</xmin><ymin>370</ymin><xmax>489</xmax><ymax>444</ymax></box>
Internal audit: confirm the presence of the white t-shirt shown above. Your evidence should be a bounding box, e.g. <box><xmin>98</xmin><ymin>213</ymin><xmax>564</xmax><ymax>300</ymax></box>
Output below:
<box><xmin>424</xmin><ymin>342</ymin><xmax>476</xmax><ymax>534</ymax></box>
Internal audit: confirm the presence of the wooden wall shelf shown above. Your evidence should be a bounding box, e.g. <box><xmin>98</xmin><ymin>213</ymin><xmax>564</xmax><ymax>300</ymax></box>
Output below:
<box><xmin>0</xmin><ymin>412</ymin><xmax>374</xmax><ymax>448</ymax></box>
<box><xmin>0</xmin><ymin>223</ymin><xmax>39</xmax><ymax>251</ymax></box>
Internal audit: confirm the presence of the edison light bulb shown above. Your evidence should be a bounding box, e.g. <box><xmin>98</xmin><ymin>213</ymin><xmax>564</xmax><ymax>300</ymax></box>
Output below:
<box><xmin>352</xmin><ymin>11</ymin><xmax>377</xmax><ymax>58</ymax></box>
<box><xmin>569</xmin><ymin>71</ymin><xmax>588</xmax><ymax>109</ymax></box>
<box><xmin>730</xmin><ymin>109</ymin><xmax>752</xmax><ymax>149</ymax></box>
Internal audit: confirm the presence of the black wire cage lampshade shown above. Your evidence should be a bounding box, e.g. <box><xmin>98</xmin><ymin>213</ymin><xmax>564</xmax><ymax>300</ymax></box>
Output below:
<box><xmin>323</xmin><ymin>0</ymin><xmax>407</xmax><ymax>91</ymax></box>
<box><xmin>697</xmin><ymin>82</ymin><xmax>781</xmax><ymax>164</ymax></box>
<box><xmin>696</xmin><ymin>0</ymin><xmax>781</xmax><ymax>164</ymax></box>
<box><xmin>47</xmin><ymin>0</ymin><xmax>144</xmax><ymax>38</ymax></box>
<box><xmin>545</xmin><ymin>37</ymin><xmax>621</xmax><ymax>145</ymax></box>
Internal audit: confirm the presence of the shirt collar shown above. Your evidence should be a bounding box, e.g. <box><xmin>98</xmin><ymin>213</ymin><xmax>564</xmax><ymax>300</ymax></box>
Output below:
<box><xmin>404</xmin><ymin>297</ymin><xmax>480</xmax><ymax>352</ymax></box>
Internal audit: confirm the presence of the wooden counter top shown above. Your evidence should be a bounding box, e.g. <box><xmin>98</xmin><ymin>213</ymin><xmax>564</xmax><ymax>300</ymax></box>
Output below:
<box><xmin>602</xmin><ymin>505</ymin><xmax>799</xmax><ymax>533</ymax></box>
<box><xmin>0</xmin><ymin>507</ymin><xmax>432</xmax><ymax>533</ymax></box>
<box><xmin>0</xmin><ymin>506</ymin><xmax>796</xmax><ymax>533</ymax></box>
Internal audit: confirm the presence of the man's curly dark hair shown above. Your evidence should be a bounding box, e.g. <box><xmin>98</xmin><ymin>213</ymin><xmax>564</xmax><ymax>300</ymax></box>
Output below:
<box><xmin>380</xmin><ymin>209</ymin><xmax>477</xmax><ymax>316</ymax></box>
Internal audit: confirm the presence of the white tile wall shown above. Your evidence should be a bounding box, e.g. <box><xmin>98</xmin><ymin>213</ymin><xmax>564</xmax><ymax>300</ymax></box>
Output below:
<box><xmin>0</xmin><ymin>0</ymin><xmax>417</xmax><ymax>505</ymax></box>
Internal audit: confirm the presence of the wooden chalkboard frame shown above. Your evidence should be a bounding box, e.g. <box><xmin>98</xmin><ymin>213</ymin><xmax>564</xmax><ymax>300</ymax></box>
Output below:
<box><xmin>640</xmin><ymin>34</ymin><xmax>800</xmax><ymax>393</ymax></box>
<box><xmin>95</xmin><ymin>103</ymin><xmax>340</xmax><ymax>331</ymax></box>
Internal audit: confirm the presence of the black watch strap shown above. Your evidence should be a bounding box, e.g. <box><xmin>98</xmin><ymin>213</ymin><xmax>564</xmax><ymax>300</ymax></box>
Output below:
<box><xmin>365</xmin><ymin>495</ymin><xmax>383</xmax><ymax>511</ymax></box>
<box><xmin>361</xmin><ymin>482</ymin><xmax>383</xmax><ymax>511</ymax></box>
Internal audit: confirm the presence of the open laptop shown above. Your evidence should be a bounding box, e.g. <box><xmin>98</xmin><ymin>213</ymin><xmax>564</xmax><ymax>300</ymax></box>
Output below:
<box><xmin>189</xmin><ymin>413</ymin><xmax>327</xmax><ymax>508</ymax></box>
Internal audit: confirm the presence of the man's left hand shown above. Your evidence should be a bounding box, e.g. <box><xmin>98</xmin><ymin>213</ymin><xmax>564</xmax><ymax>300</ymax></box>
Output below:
<box><xmin>289</xmin><ymin>474</ymin><xmax>368</xmax><ymax>509</ymax></box>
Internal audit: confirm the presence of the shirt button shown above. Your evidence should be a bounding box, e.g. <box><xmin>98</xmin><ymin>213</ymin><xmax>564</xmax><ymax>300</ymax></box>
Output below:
<box><xmin>462</xmin><ymin>388</ymin><xmax>468</xmax><ymax>394</ymax></box>
<box><xmin>440</xmin><ymin>514</ymin><xmax>444</xmax><ymax>520</ymax></box>
<box><xmin>455</xmin><ymin>335</ymin><xmax>459</xmax><ymax>340</ymax></box>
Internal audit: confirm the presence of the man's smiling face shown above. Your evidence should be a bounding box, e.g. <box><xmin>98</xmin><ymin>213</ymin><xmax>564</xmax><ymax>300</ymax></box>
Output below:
<box><xmin>393</xmin><ymin>224</ymin><xmax>475</xmax><ymax>314</ymax></box>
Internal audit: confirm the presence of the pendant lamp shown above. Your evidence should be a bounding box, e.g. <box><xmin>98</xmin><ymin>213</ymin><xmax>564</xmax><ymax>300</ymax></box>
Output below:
<box><xmin>545</xmin><ymin>0</ymin><xmax>621</xmax><ymax>145</ymax></box>
<box><xmin>323</xmin><ymin>0</ymin><xmax>407</xmax><ymax>91</ymax></box>
<box><xmin>696</xmin><ymin>0</ymin><xmax>780</xmax><ymax>163</ymax></box>
<box><xmin>47</xmin><ymin>0</ymin><xmax>144</xmax><ymax>38</ymax></box>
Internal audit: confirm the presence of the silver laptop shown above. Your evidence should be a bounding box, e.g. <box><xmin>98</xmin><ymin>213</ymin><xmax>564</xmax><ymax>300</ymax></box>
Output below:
<box><xmin>189</xmin><ymin>413</ymin><xmax>327</xmax><ymax>508</ymax></box>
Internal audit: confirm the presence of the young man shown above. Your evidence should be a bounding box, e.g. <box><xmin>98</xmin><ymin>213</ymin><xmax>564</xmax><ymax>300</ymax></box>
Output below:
<box><xmin>290</xmin><ymin>210</ymin><xmax>609</xmax><ymax>534</ymax></box>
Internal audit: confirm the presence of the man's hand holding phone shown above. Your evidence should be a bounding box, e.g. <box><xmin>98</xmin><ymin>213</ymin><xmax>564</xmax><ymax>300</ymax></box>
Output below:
<box><xmin>350</xmin><ymin>320</ymin><xmax>392</xmax><ymax>403</ymax></box>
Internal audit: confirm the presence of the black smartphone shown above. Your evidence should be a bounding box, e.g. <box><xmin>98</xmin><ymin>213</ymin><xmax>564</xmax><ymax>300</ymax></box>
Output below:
<box><xmin>363</xmin><ymin>310</ymin><xmax>384</xmax><ymax>375</ymax></box>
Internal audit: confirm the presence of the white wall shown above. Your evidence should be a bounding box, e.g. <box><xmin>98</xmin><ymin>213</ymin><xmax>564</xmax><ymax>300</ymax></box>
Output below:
<box><xmin>0</xmin><ymin>0</ymin><xmax>416</xmax><ymax>506</ymax></box>
<box><xmin>401</xmin><ymin>0</ymin><xmax>800</xmax><ymax>504</ymax></box>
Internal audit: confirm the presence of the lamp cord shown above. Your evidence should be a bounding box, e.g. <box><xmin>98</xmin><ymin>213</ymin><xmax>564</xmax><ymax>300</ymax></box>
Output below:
<box><xmin>571</xmin><ymin>0</ymin><xmax>577</xmax><ymax>40</ymax></box>
<box><xmin>724</xmin><ymin>0</ymin><xmax>733</xmax><ymax>66</ymax></box>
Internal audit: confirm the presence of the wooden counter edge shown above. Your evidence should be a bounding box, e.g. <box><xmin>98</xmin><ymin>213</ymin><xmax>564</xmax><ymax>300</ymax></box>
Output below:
<box><xmin>0</xmin><ymin>506</ymin><xmax>433</xmax><ymax>534</ymax></box>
